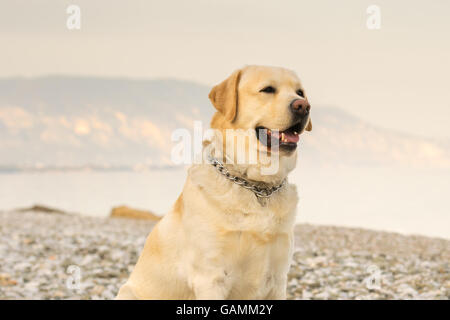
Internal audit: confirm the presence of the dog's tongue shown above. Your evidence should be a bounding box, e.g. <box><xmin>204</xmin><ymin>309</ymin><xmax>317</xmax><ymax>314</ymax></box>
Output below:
<box><xmin>281</xmin><ymin>131</ymin><xmax>300</xmax><ymax>143</ymax></box>
<box><xmin>264</xmin><ymin>129</ymin><xmax>299</xmax><ymax>144</ymax></box>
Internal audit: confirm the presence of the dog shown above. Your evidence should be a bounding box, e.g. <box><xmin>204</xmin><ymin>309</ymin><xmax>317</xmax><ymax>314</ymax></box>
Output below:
<box><xmin>116</xmin><ymin>65</ymin><xmax>312</xmax><ymax>299</ymax></box>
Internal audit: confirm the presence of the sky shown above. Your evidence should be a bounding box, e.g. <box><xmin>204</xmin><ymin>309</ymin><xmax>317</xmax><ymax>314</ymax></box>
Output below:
<box><xmin>1</xmin><ymin>0</ymin><xmax>449</xmax><ymax>139</ymax></box>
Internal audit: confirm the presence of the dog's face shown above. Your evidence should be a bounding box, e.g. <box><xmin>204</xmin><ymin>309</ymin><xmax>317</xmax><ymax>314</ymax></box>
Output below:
<box><xmin>209</xmin><ymin>65</ymin><xmax>312</xmax><ymax>158</ymax></box>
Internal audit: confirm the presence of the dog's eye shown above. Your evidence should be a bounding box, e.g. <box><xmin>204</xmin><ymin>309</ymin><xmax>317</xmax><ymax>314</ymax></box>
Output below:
<box><xmin>260</xmin><ymin>86</ymin><xmax>276</xmax><ymax>94</ymax></box>
<box><xmin>296</xmin><ymin>89</ymin><xmax>304</xmax><ymax>97</ymax></box>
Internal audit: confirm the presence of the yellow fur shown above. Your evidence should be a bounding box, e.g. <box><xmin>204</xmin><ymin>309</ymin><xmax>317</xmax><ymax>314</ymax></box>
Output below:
<box><xmin>116</xmin><ymin>65</ymin><xmax>311</xmax><ymax>300</ymax></box>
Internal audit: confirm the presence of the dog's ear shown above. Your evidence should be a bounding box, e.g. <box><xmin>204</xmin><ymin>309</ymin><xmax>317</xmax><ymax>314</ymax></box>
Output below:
<box><xmin>305</xmin><ymin>118</ymin><xmax>312</xmax><ymax>131</ymax></box>
<box><xmin>208</xmin><ymin>69</ymin><xmax>242</xmax><ymax>122</ymax></box>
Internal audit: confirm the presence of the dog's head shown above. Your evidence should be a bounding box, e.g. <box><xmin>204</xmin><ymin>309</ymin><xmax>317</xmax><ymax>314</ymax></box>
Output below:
<box><xmin>208</xmin><ymin>66</ymin><xmax>311</xmax><ymax>179</ymax></box>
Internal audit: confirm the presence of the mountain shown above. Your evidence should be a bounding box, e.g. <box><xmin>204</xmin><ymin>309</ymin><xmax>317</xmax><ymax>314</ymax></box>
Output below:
<box><xmin>0</xmin><ymin>76</ymin><xmax>449</xmax><ymax>170</ymax></box>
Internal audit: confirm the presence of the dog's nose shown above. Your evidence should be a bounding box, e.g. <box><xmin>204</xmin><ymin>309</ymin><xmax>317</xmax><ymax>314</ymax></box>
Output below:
<box><xmin>290</xmin><ymin>99</ymin><xmax>310</xmax><ymax>117</ymax></box>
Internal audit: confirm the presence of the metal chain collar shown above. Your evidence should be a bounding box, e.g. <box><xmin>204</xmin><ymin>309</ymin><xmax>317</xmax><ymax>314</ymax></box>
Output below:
<box><xmin>207</xmin><ymin>155</ymin><xmax>286</xmax><ymax>198</ymax></box>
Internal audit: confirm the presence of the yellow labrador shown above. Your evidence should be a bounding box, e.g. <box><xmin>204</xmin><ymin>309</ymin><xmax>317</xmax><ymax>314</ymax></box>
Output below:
<box><xmin>116</xmin><ymin>65</ymin><xmax>312</xmax><ymax>299</ymax></box>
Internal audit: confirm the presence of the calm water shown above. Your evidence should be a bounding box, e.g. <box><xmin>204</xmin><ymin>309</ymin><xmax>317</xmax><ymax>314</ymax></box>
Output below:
<box><xmin>1</xmin><ymin>166</ymin><xmax>449</xmax><ymax>239</ymax></box>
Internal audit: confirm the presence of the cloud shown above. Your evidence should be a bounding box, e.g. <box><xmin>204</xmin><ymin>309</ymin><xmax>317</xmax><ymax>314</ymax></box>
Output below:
<box><xmin>74</xmin><ymin>119</ymin><xmax>91</xmax><ymax>136</ymax></box>
<box><xmin>114</xmin><ymin>111</ymin><xmax>169</xmax><ymax>151</ymax></box>
<box><xmin>0</xmin><ymin>106</ymin><xmax>34</xmax><ymax>130</ymax></box>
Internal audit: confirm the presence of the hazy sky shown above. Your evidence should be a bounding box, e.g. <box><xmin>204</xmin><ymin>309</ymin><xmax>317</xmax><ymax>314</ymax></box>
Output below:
<box><xmin>1</xmin><ymin>0</ymin><xmax>449</xmax><ymax>139</ymax></box>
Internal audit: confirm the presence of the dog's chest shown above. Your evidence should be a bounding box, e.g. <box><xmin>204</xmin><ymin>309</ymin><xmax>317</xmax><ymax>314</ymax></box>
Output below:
<box><xmin>219</xmin><ymin>230</ymin><xmax>292</xmax><ymax>299</ymax></box>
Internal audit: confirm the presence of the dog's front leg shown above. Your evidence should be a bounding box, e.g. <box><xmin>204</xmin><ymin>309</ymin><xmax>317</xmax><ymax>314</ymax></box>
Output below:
<box><xmin>264</xmin><ymin>276</ymin><xmax>288</xmax><ymax>300</ymax></box>
<box><xmin>190</xmin><ymin>270</ymin><xmax>231</xmax><ymax>300</ymax></box>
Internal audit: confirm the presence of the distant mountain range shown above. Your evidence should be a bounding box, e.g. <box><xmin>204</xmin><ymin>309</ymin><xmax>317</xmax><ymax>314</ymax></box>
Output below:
<box><xmin>1</xmin><ymin>76</ymin><xmax>449</xmax><ymax>171</ymax></box>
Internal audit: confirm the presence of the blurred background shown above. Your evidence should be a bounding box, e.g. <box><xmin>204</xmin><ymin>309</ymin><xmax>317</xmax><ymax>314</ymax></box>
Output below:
<box><xmin>0</xmin><ymin>0</ymin><xmax>449</xmax><ymax>238</ymax></box>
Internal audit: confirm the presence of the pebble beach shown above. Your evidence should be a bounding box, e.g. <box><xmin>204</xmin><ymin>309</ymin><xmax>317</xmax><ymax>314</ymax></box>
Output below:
<box><xmin>0</xmin><ymin>210</ymin><xmax>448</xmax><ymax>300</ymax></box>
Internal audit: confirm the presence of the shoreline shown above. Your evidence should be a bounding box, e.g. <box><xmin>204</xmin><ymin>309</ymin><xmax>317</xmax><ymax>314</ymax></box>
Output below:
<box><xmin>2</xmin><ymin>205</ymin><xmax>448</xmax><ymax>242</ymax></box>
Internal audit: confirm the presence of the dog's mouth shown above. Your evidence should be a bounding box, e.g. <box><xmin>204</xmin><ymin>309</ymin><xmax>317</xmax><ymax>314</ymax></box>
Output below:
<box><xmin>255</xmin><ymin>121</ymin><xmax>303</xmax><ymax>152</ymax></box>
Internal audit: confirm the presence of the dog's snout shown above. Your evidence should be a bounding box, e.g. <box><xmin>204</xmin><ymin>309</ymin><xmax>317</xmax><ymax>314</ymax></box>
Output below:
<box><xmin>290</xmin><ymin>99</ymin><xmax>310</xmax><ymax>117</ymax></box>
